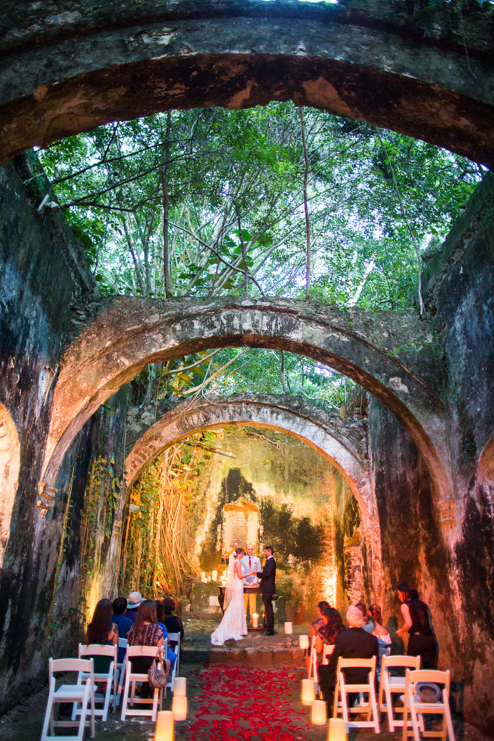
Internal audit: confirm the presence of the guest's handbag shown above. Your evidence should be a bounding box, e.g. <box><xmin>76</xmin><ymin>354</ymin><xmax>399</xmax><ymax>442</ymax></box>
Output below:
<box><xmin>148</xmin><ymin>649</ymin><xmax>170</xmax><ymax>689</ymax></box>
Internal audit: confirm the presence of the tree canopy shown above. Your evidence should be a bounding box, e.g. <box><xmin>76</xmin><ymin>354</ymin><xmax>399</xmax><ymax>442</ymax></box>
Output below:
<box><xmin>39</xmin><ymin>102</ymin><xmax>484</xmax><ymax>408</ymax></box>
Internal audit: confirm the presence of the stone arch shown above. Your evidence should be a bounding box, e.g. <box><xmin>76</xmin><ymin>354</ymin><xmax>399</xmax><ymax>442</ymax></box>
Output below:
<box><xmin>1</xmin><ymin>1</ymin><xmax>494</xmax><ymax>166</ymax></box>
<box><xmin>0</xmin><ymin>403</ymin><xmax>20</xmax><ymax>570</ymax></box>
<box><xmin>42</xmin><ymin>297</ymin><xmax>451</xmax><ymax>501</ymax></box>
<box><xmin>124</xmin><ymin>393</ymin><xmax>384</xmax><ymax>598</ymax></box>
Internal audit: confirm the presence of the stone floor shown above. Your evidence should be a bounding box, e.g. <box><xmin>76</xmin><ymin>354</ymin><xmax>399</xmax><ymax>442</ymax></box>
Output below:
<box><xmin>0</xmin><ymin>621</ymin><xmax>491</xmax><ymax>741</ymax></box>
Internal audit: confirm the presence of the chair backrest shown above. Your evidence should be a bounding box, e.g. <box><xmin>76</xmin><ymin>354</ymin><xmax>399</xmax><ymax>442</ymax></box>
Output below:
<box><xmin>118</xmin><ymin>637</ymin><xmax>128</xmax><ymax>649</ymax></box>
<box><xmin>382</xmin><ymin>654</ymin><xmax>421</xmax><ymax>671</ymax></box>
<box><xmin>311</xmin><ymin>634</ymin><xmax>317</xmax><ymax>650</ymax></box>
<box><xmin>50</xmin><ymin>657</ymin><xmax>94</xmax><ymax>675</ymax></box>
<box><xmin>80</xmin><ymin>644</ymin><xmax>117</xmax><ymax>660</ymax></box>
<box><xmin>322</xmin><ymin>644</ymin><xmax>335</xmax><ymax>662</ymax></box>
<box><xmin>126</xmin><ymin>645</ymin><xmax>160</xmax><ymax>658</ymax></box>
<box><xmin>167</xmin><ymin>633</ymin><xmax>180</xmax><ymax>654</ymax></box>
<box><xmin>405</xmin><ymin>668</ymin><xmax>450</xmax><ymax>695</ymax></box>
<box><xmin>338</xmin><ymin>657</ymin><xmax>377</xmax><ymax>669</ymax></box>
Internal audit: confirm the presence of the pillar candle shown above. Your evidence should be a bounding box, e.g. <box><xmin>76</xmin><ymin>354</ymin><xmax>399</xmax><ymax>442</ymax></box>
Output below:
<box><xmin>207</xmin><ymin>576</ymin><xmax>211</xmax><ymax>582</ymax></box>
<box><xmin>172</xmin><ymin>696</ymin><xmax>187</xmax><ymax>722</ymax></box>
<box><xmin>285</xmin><ymin>622</ymin><xmax>293</xmax><ymax>634</ymax></box>
<box><xmin>252</xmin><ymin>613</ymin><xmax>259</xmax><ymax>629</ymax></box>
<box><xmin>311</xmin><ymin>700</ymin><xmax>327</xmax><ymax>725</ymax></box>
<box><xmin>328</xmin><ymin>718</ymin><xmax>347</xmax><ymax>741</ymax></box>
<box><xmin>201</xmin><ymin>572</ymin><xmax>206</xmax><ymax>583</ymax></box>
<box><xmin>212</xmin><ymin>570</ymin><xmax>218</xmax><ymax>581</ymax></box>
<box><xmin>301</xmin><ymin>679</ymin><xmax>315</xmax><ymax>706</ymax></box>
<box><xmin>155</xmin><ymin>710</ymin><xmax>174</xmax><ymax>741</ymax></box>
<box><xmin>174</xmin><ymin>677</ymin><xmax>186</xmax><ymax>697</ymax></box>
<box><xmin>299</xmin><ymin>635</ymin><xmax>309</xmax><ymax>650</ymax></box>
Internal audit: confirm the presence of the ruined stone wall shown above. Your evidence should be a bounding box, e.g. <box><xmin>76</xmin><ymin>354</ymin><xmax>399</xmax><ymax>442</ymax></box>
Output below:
<box><xmin>184</xmin><ymin>426</ymin><xmax>366</xmax><ymax>622</ymax></box>
<box><xmin>0</xmin><ymin>154</ymin><xmax>96</xmax><ymax>711</ymax></box>
<box><xmin>366</xmin><ymin>172</ymin><xmax>494</xmax><ymax>735</ymax></box>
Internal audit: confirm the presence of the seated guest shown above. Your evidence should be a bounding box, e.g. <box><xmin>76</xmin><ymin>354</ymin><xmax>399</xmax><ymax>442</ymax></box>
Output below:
<box><xmin>163</xmin><ymin>597</ymin><xmax>185</xmax><ymax>649</ymax></box>
<box><xmin>396</xmin><ymin>583</ymin><xmax>437</xmax><ymax>669</ymax></box>
<box><xmin>356</xmin><ymin>602</ymin><xmax>374</xmax><ymax>633</ymax></box>
<box><xmin>155</xmin><ymin>600</ymin><xmax>177</xmax><ymax>670</ymax></box>
<box><xmin>315</xmin><ymin>606</ymin><xmax>345</xmax><ymax>655</ymax></box>
<box><xmin>126</xmin><ymin>591</ymin><xmax>144</xmax><ymax>622</ymax></box>
<box><xmin>86</xmin><ymin>599</ymin><xmax>118</xmax><ymax>674</ymax></box>
<box><xmin>112</xmin><ymin>597</ymin><xmax>133</xmax><ymax>662</ymax></box>
<box><xmin>126</xmin><ymin>600</ymin><xmax>164</xmax><ymax>697</ymax></box>
<box><xmin>318</xmin><ymin>605</ymin><xmax>379</xmax><ymax>714</ymax></box>
<box><xmin>306</xmin><ymin>601</ymin><xmax>329</xmax><ymax>673</ymax></box>
<box><xmin>368</xmin><ymin>604</ymin><xmax>391</xmax><ymax>646</ymax></box>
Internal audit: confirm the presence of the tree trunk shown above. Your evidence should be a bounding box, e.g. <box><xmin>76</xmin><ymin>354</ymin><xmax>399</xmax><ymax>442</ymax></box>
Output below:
<box><xmin>161</xmin><ymin>111</ymin><xmax>172</xmax><ymax>296</ymax></box>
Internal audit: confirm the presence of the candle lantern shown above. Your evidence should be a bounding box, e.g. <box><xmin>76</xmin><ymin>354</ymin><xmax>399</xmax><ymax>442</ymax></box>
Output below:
<box><xmin>299</xmin><ymin>635</ymin><xmax>310</xmax><ymax>650</ymax></box>
<box><xmin>252</xmin><ymin>613</ymin><xmax>259</xmax><ymax>629</ymax></box>
<box><xmin>328</xmin><ymin>718</ymin><xmax>347</xmax><ymax>741</ymax></box>
<box><xmin>212</xmin><ymin>570</ymin><xmax>218</xmax><ymax>581</ymax></box>
<box><xmin>301</xmin><ymin>679</ymin><xmax>315</xmax><ymax>706</ymax></box>
<box><xmin>174</xmin><ymin>677</ymin><xmax>186</xmax><ymax>697</ymax></box>
<box><xmin>172</xmin><ymin>696</ymin><xmax>188</xmax><ymax>721</ymax></box>
<box><xmin>311</xmin><ymin>700</ymin><xmax>327</xmax><ymax>726</ymax></box>
<box><xmin>207</xmin><ymin>576</ymin><xmax>211</xmax><ymax>582</ymax></box>
<box><xmin>155</xmin><ymin>710</ymin><xmax>174</xmax><ymax>741</ymax></box>
<box><xmin>284</xmin><ymin>622</ymin><xmax>293</xmax><ymax>634</ymax></box>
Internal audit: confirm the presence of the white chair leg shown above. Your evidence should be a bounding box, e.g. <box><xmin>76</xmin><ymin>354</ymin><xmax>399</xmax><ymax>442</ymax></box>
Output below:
<box><xmin>41</xmin><ymin>682</ymin><xmax>55</xmax><ymax>741</ymax></box>
<box><xmin>121</xmin><ymin>669</ymin><xmax>131</xmax><ymax>721</ymax></box>
<box><xmin>78</xmin><ymin>687</ymin><xmax>89</xmax><ymax>741</ymax></box>
<box><xmin>409</xmin><ymin>700</ymin><xmax>421</xmax><ymax>741</ymax></box>
<box><xmin>370</xmin><ymin>686</ymin><xmax>380</xmax><ymax>733</ymax></box>
<box><xmin>340</xmin><ymin>679</ymin><xmax>349</xmax><ymax>724</ymax></box>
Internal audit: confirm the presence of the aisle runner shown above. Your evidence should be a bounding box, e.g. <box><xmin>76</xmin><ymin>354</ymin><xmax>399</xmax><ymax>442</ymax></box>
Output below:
<box><xmin>182</xmin><ymin>666</ymin><xmax>309</xmax><ymax>741</ymax></box>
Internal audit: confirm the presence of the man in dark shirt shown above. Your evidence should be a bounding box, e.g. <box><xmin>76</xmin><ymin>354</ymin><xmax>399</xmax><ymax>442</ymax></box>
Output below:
<box><xmin>112</xmin><ymin>597</ymin><xmax>133</xmax><ymax>662</ymax></box>
<box><xmin>318</xmin><ymin>605</ymin><xmax>379</xmax><ymax>714</ymax></box>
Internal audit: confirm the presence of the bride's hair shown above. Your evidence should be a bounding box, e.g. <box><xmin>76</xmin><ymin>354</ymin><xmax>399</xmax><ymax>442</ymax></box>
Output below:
<box><xmin>234</xmin><ymin>547</ymin><xmax>245</xmax><ymax>557</ymax></box>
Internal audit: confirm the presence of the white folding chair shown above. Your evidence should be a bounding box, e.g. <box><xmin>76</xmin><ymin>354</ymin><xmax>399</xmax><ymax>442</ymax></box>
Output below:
<box><xmin>308</xmin><ymin>634</ymin><xmax>317</xmax><ymax>679</ymax></box>
<box><xmin>41</xmin><ymin>658</ymin><xmax>95</xmax><ymax>741</ymax></box>
<box><xmin>402</xmin><ymin>669</ymin><xmax>455</xmax><ymax>741</ymax></box>
<box><xmin>116</xmin><ymin>637</ymin><xmax>127</xmax><ymax>706</ymax></box>
<box><xmin>322</xmin><ymin>643</ymin><xmax>335</xmax><ymax>664</ymax></box>
<box><xmin>167</xmin><ymin>633</ymin><xmax>181</xmax><ymax>692</ymax></box>
<box><xmin>74</xmin><ymin>644</ymin><xmax>117</xmax><ymax>721</ymax></box>
<box><xmin>333</xmin><ymin>656</ymin><xmax>380</xmax><ymax>733</ymax></box>
<box><xmin>120</xmin><ymin>645</ymin><xmax>164</xmax><ymax>722</ymax></box>
<box><xmin>379</xmin><ymin>654</ymin><xmax>421</xmax><ymax>731</ymax></box>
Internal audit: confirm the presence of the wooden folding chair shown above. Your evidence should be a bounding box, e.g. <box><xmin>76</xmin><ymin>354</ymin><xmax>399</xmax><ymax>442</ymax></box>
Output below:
<box><xmin>74</xmin><ymin>643</ymin><xmax>118</xmax><ymax>721</ymax></box>
<box><xmin>333</xmin><ymin>656</ymin><xmax>380</xmax><ymax>733</ymax></box>
<box><xmin>167</xmin><ymin>633</ymin><xmax>181</xmax><ymax>692</ymax></box>
<box><xmin>120</xmin><ymin>645</ymin><xmax>165</xmax><ymax>722</ymax></box>
<box><xmin>402</xmin><ymin>669</ymin><xmax>455</xmax><ymax>741</ymax></box>
<box><xmin>41</xmin><ymin>658</ymin><xmax>95</xmax><ymax>741</ymax></box>
<box><xmin>379</xmin><ymin>654</ymin><xmax>421</xmax><ymax>731</ymax></box>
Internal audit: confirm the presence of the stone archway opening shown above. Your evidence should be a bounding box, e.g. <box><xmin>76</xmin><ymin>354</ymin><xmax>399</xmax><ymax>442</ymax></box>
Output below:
<box><xmin>0</xmin><ymin>403</ymin><xmax>20</xmax><ymax>571</ymax></box>
<box><xmin>121</xmin><ymin>422</ymin><xmax>371</xmax><ymax>625</ymax></box>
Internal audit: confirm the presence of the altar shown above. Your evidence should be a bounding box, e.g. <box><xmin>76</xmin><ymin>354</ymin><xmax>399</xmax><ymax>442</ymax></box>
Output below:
<box><xmin>218</xmin><ymin>585</ymin><xmax>264</xmax><ymax>629</ymax></box>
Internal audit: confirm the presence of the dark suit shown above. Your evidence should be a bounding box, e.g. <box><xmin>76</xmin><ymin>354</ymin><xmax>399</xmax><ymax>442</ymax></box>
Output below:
<box><xmin>257</xmin><ymin>557</ymin><xmax>276</xmax><ymax>632</ymax></box>
<box><xmin>318</xmin><ymin>627</ymin><xmax>379</xmax><ymax>711</ymax></box>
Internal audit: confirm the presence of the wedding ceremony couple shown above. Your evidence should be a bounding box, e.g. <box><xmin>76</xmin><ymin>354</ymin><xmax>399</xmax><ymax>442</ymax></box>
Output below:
<box><xmin>211</xmin><ymin>545</ymin><xmax>276</xmax><ymax>645</ymax></box>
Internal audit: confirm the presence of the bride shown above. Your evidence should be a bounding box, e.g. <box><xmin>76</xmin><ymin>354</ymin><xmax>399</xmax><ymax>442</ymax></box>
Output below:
<box><xmin>211</xmin><ymin>547</ymin><xmax>255</xmax><ymax>646</ymax></box>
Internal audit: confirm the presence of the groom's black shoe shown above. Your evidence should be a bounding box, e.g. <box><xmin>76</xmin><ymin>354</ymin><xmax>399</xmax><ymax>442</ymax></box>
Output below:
<box><xmin>261</xmin><ymin>630</ymin><xmax>275</xmax><ymax>636</ymax></box>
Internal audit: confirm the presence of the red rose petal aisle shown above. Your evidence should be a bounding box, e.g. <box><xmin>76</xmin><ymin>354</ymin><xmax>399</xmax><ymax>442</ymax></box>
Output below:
<box><xmin>178</xmin><ymin>666</ymin><xmax>313</xmax><ymax>741</ymax></box>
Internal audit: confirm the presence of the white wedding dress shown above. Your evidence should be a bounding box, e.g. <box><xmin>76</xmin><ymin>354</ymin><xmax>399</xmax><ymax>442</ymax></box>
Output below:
<box><xmin>211</xmin><ymin>556</ymin><xmax>248</xmax><ymax>645</ymax></box>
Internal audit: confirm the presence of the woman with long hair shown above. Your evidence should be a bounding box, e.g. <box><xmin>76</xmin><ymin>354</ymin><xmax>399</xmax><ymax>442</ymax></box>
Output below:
<box><xmin>86</xmin><ymin>598</ymin><xmax>118</xmax><ymax>674</ymax></box>
<box><xmin>396</xmin><ymin>584</ymin><xmax>437</xmax><ymax>668</ymax></box>
<box><xmin>368</xmin><ymin>604</ymin><xmax>391</xmax><ymax>645</ymax></box>
<box><xmin>126</xmin><ymin>600</ymin><xmax>164</xmax><ymax>696</ymax></box>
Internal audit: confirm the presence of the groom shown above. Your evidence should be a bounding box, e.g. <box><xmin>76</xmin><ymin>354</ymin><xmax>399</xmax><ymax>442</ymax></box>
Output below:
<box><xmin>257</xmin><ymin>546</ymin><xmax>276</xmax><ymax>636</ymax></box>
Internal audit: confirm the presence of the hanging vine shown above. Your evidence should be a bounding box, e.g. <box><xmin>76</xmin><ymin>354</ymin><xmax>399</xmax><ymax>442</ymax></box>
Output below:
<box><xmin>121</xmin><ymin>433</ymin><xmax>215</xmax><ymax>599</ymax></box>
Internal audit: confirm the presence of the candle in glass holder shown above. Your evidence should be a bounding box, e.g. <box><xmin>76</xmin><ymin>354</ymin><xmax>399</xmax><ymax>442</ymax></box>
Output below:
<box><xmin>299</xmin><ymin>635</ymin><xmax>310</xmax><ymax>650</ymax></box>
<box><xmin>201</xmin><ymin>572</ymin><xmax>206</xmax><ymax>583</ymax></box>
<box><xmin>252</xmin><ymin>613</ymin><xmax>259</xmax><ymax>629</ymax></box>
<box><xmin>155</xmin><ymin>710</ymin><xmax>174</xmax><ymax>741</ymax></box>
<box><xmin>174</xmin><ymin>677</ymin><xmax>186</xmax><ymax>697</ymax></box>
<box><xmin>212</xmin><ymin>570</ymin><xmax>218</xmax><ymax>581</ymax></box>
<box><xmin>301</xmin><ymin>679</ymin><xmax>315</xmax><ymax>706</ymax></box>
<box><xmin>172</xmin><ymin>696</ymin><xmax>188</xmax><ymax>721</ymax></box>
<box><xmin>311</xmin><ymin>700</ymin><xmax>327</xmax><ymax>725</ymax></box>
<box><xmin>284</xmin><ymin>622</ymin><xmax>293</xmax><ymax>634</ymax></box>
<box><xmin>328</xmin><ymin>718</ymin><xmax>347</xmax><ymax>741</ymax></box>
<box><xmin>221</xmin><ymin>579</ymin><xmax>226</xmax><ymax>588</ymax></box>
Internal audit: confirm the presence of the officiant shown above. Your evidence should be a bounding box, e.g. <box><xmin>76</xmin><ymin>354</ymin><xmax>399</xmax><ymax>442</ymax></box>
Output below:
<box><xmin>241</xmin><ymin>544</ymin><xmax>261</xmax><ymax>621</ymax></box>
